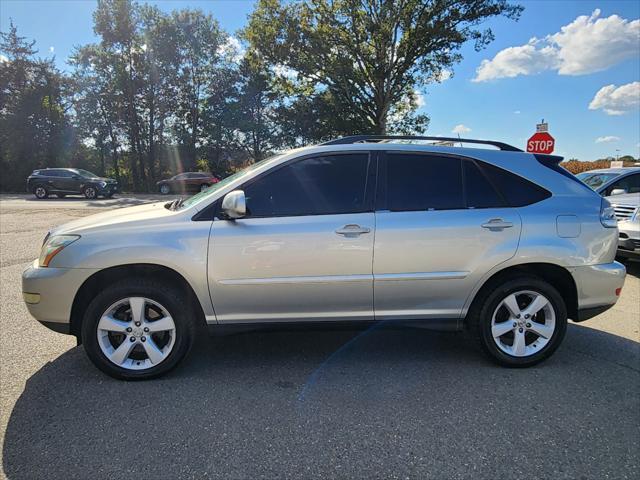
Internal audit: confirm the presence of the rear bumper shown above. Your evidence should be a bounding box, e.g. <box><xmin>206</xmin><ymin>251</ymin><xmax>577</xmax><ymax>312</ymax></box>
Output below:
<box><xmin>22</xmin><ymin>261</ymin><xmax>98</xmax><ymax>334</ymax></box>
<box><xmin>570</xmin><ymin>262</ymin><xmax>626</xmax><ymax>322</ymax></box>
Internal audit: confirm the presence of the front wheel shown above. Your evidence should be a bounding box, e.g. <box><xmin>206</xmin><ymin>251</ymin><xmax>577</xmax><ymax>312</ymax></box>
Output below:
<box><xmin>81</xmin><ymin>279</ymin><xmax>195</xmax><ymax>380</ymax></box>
<box><xmin>83</xmin><ymin>186</ymin><xmax>98</xmax><ymax>199</ymax></box>
<box><xmin>471</xmin><ymin>276</ymin><xmax>567</xmax><ymax>367</ymax></box>
<box><xmin>159</xmin><ymin>184</ymin><xmax>171</xmax><ymax>195</ymax></box>
<box><xmin>199</xmin><ymin>183</ymin><xmax>210</xmax><ymax>192</ymax></box>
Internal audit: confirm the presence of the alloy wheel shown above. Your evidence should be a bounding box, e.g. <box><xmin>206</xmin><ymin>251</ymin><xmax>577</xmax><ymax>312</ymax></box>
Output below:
<box><xmin>85</xmin><ymin>187</ymin><xmax>97</xmax><ymax>199</ymax></box>
<box><xmin>96</xmin><ymin>297</ymin><xmax>176</xmax><ymax>370</ymax></box>
<box><xmin>200</xmin><ymin>183</ymin><xmax>209</xmax><ymax>192</ymax></box>
<box><xmin>490</xmin><ymin>290</ymin><xmax>556</xmax><ymax>357</ymax></box>
<box><xmin>160</xmin><ymin>184</ymin><xmax>170</xmax><ymax>195</ymax></box>
<box><xmin>35</xmin><ymin>187</ymin><xmax>47</xmax><ymax>198</ymax></box>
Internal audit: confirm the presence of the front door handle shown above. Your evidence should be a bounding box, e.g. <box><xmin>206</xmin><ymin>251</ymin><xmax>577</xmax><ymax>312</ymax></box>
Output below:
<box><xmin>481</xmin><ymin>218</ymin><xmax>513</xmax><ymax>230</ymax></box>
<box><xmin>335</xmin><ymin>224</ymin><xmax>371</xmax><ymax>237</ymax></box>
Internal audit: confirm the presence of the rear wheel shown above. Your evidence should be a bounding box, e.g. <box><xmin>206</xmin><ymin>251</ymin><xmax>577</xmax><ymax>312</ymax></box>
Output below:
<box><xmin>33</xmin><ymin>185</ymin><xmax>48</xmax><ymax>199</ymax></box>
<box><xmin>471</xmin><ymin>276</ymin><xmax>567</xmax><ymax>367</ymax></box>
<box><xmin>81</xmin><ymin>279</ymin><xmax>195</xmax><ymax>380</ymax></box>
<box><xmin>83</xmin><ymin>186</ymin><xmax>97</xmax><ymax>199</ymax></box>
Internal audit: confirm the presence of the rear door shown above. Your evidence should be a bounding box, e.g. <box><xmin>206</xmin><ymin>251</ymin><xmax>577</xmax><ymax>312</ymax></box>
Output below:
<box><xmin>373</xmin><ymin>152</ymin><xmax>522</xmax><ymax>321</ymax></box>
<box><xmin>208</xmin><ymin>152</ymin><xmax>376</xmax><ymax>323</ymax></box>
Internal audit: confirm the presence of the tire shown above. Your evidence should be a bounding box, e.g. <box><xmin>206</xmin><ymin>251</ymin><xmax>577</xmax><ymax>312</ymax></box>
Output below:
<box><xmin>83</xmin><ymin>186</ymin><xmax>97</xmax><ymax>199</ymax></box>
<box><xmin>470</xmin><ymin>275</ymin><xmax>567</xmax><ymax>367</ymax></box>
<box><xmin>56</xmin><ymin>193</ymin><xmax>66</xmax><ymax>198</ymax></box>
<box><xmin>81</xmin><ymin>278</ymin><xmax>196</xmax><ymax>380</ymax></box>
<box><xmin>33</xmin><ymin>185</ymin><xmax>48</xmax><ymax>199</ymax></box>
<box><xmin>199</xmin><ymin>183</ymin><xmax>210</xmax><ymax>192</ymax></box>
<box><xmin>159</xmin><ymin>184</ymin><xmax>171</xmax><ymax>195</ymax></box>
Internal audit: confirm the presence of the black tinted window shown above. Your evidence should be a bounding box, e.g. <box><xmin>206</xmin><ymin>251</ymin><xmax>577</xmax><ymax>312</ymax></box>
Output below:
<box><xmin>481</xmin><ymin>163</ymin><xmax>551</xmax><ymax>207</ymax></box>
<box><xmin>243</xmin><ymin>153</ymin><xmax>370</xmax><ymax>217</ymax></box>
<box><xmin>606</xmin><ymin>173</ymin><xmax>640</xmax><ymax>195</ymax></box>
<box><xmin>386</xmin><ymin>153</ymin><xmax>464</xmax><ymax>211</ymax></box>
<box><xmin>463</xmin><ymin>160</ymin><xmax>505</xmax><ymax>208</ymax></box>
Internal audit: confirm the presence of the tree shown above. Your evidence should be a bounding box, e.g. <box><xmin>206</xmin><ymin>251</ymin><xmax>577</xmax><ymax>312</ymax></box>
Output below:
<box><xmin>1</xmin><ymin>22</ymin><xmax>73</xmax><ymax>191</ymax></box>
<box><xmin>244</xmin><ymin>0</ymin><xmax>522</xmax><ymax>134</ymax></box>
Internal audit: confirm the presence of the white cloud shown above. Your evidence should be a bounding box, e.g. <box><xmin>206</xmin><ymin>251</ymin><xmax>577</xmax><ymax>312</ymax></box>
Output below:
<box><xmin>436</xmin><ymin>69</ymin><xmax>452</xmax><ymax>82</ymax></box>
<box><xmin>452</xmin><ymin>124</ymin><xmax>471</xmax><ymax>134</ymax></box>
<box><xmin>473</xmin><ymin>10</ymin><xmax>639</xmax><ymax>82</ymax></box>
<box><xmin>514</xmin><ymin>110</ymin><xmax>521</xmax><ymax>114</ymax></box>
<box><xmin>415</xmin><ymin>92</ymin><xmax>426</xmax><ymax>108</ymax></box>
<box><xmin>49</xmin><ymin>46</ymin><xmax>54</xmax><ymax>53</ymax></box>
<box><xmin>595</xmin><ymin>136</ymin><xmax>621</xmax><ymax>143</ymax></box>
<box><xmin>217</xmin><ymin>36</ymin><xmax>244</xmax><ymax>63</ymax></box>
<box><xmin>0</xmin><ymin>54</ymin><xmax>8</xmax><ymax>63</ymax></box>
<box><xmin>589</xmin><ymin>82</ymin><xmax>640</xmax><ymax>115</ymax></box>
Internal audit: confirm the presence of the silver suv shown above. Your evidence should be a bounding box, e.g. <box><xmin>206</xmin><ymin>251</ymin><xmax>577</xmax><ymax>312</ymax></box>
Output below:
<box><xmin>22</xmin><ymin>136</ymin><xmax>626</xmax><ymax>379</ymax></box>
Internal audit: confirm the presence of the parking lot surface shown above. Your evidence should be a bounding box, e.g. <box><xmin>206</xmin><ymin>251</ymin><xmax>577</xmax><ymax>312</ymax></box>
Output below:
<box><xmin>1</xmin><ymin>194</ymin><xmax>638</xmax><ymax>479</ymax></box>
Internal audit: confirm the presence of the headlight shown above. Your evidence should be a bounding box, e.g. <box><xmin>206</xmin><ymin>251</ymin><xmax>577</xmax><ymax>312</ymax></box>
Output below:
<box><xmin>39</xmin><ymin>235</ymin><xmax>80</xmax><ymax>267</ymax></box>
<box><xmin>99</xmin><ymin>181</ymin><xmax>107</xmax><ymax>188</ymax></box>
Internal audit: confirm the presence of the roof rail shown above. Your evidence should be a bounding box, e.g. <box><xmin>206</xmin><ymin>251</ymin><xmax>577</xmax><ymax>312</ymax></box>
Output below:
<box><xmin>321</xmin><ymin>135</ymin><xmax>523</xmax><ymax>152</ymax></box>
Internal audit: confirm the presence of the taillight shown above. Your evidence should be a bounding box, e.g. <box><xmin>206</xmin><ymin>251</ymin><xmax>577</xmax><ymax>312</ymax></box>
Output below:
<box><xmin>600</xmin><ymin>198</ymin><xmax>617</xmax><ymax>228</ymax></box>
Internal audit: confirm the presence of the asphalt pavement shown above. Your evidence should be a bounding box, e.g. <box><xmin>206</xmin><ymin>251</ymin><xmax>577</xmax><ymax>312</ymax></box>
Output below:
<box><xmin>0</xmin><ymin>194</ymin><xmax>638</xmax><ymax>479</ymax></box>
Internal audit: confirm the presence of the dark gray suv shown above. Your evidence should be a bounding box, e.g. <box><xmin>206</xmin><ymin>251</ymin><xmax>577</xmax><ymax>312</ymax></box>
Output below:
<box><xmin>26</xmin><ymin>168</ymin><xmax>118</xmax><ymax>199</ymax></box>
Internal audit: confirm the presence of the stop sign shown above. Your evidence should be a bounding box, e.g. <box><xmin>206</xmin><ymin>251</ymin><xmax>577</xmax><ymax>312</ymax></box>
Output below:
<box><xmin>527</xmin><ymin>132</ymin><xmax>555</xmax><ymax>154</ymax></box>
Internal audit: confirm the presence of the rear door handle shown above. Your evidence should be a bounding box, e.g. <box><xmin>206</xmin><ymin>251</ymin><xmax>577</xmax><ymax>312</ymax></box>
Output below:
<box><xmin>335</xmin><ymin>224</ymin><xmax>371</xmax><ymax>236</ymax></box>
<box><xmin>481</xmin><ymin>219</ymin><xmax>513</xmax><ymax>230</ymax></box>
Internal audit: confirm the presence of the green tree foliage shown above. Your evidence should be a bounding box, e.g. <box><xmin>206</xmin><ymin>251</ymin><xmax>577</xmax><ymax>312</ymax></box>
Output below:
<box><xmin>0</xmin><ymin>22</ymin><xmax>75</xmax><ymax>191</ymax></box>
<box><xmin>244</xmin><ymin>0</ymin><xmax>522</xmax><ymax>134</ymax></box>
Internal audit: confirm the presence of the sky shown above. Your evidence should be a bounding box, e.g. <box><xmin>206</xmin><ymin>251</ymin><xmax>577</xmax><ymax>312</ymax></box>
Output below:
<box><xmin>1</xmin><ymin>0</ymin><xmax>639</xmax><ymax>160</ymax></box>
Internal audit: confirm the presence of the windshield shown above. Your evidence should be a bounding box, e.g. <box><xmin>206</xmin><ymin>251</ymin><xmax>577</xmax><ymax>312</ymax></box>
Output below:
<box><xmin>576</xmin><ymin>172</ymin><xmax>620</xmax><ymax>189</ymax></box>
<box><xmin>75</xmin><ymin>169</ymin><xmax>99</xmax><ymax>178</ymax></box>
<box><xmin>177</xmin><ymin>155</ymin><xmax>283</xmax><ymax>210</ymax></box>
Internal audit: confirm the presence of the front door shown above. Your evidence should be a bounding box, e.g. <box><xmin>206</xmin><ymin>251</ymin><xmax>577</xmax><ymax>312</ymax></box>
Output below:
<box><xmin>373</xmin><ymin>152</ymin><xmax>522</xmax><ymax>321</ymax></box>
<box><xmin>208</xmin><ymin>152</ymin><xmax>376</xmax><ymax>323</ymax></box>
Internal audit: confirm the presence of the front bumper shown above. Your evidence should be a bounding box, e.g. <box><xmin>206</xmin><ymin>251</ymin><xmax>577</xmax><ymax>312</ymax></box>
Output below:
<box><xmin>22</xmin><ymin>261</ymin><xmax>99</xmax><ymax>334</ymax></box>
<box><xmin>570</xmin><ymin>261</ymin><xmax>626</xmax><ymax>322</ymax></box>
<box><xmin>97</xmin><ymin>183</ymin><xmax>118</xmax><ymax>195</ymax></box>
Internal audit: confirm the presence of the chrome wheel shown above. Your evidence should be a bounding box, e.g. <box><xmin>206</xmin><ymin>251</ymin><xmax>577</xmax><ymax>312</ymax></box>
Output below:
<box><xmin>160</xmin><ymin>184</ymin><xmax>171</xmax><ymax>195</ymax></box>
<box><xmin>34</xmin><ymin>186</ymin><xmax>47</xmax><ymax>199</ymax></box>
<box><xmin>199</xmin><ymin>183</ymin><xmax>210</xmax><ymax>192</ymax></box>
<box><xmin>491</xmin><ymin>290</ymin><xmax>556</xmax><ymax>357</ymax></box>
<box><xmin>96</xmin><ymin>297</ymin><xmax>176</xmax><ymax>370</ymax></box>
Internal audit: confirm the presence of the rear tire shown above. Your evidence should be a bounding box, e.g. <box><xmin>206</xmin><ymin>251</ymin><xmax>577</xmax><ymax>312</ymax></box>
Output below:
<box><xmin>33</xmin><ymin>185</ymin><xmax>48</xmax><ymax>199</ymax></box>
<box><xmin>81</xmin><ymin>278</ymin><xmax>196</xmax><ymax>380</ymax></box>
<box><xmin>470</xmin><ymin>275</ymin><xmax>567</xmax><ymax>367</ymax></box>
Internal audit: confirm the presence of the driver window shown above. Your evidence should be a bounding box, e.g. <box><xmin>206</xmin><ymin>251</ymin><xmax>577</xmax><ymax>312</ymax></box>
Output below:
<box><xmin>242</xmin><ymin>153</ymin><xmax>370</xmax><ymax>217</ymax></box>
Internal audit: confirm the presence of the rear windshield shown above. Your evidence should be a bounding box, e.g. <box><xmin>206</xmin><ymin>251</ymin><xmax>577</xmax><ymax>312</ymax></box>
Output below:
<box><xmin>576</xmin><ymin>172</ymin><xmax>619</xmax><ymax>189</ymax></box>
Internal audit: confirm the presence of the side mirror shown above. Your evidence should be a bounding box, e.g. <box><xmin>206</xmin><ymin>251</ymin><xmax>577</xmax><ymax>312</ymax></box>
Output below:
<box><xmin>610</xmin><ymin>188</ymin><xmax>627</xmax><ymax>196</ymax></box>
<box><xmin>221</xmin><ymin>190</ymin><xmax>246</xmax><ymax>219</ymax></box>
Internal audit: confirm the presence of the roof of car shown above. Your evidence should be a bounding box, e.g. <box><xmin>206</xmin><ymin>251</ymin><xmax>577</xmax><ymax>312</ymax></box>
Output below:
<box><xmin>581</xmin><ymin>167</ymin><xmax>640</xmax><ymax>174</ymax></box>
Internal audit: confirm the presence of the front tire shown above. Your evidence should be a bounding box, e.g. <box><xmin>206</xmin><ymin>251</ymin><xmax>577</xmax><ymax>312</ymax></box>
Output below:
<box><xmin>83</xmin><ymin>186</ymin><xmax>98</xmax><ymax>199</ymax></box>
<box><xmin>199</xmin><ymin>183</ymin><xmax>210</xmax><ymax>192</ymax></box>
<box><xmin>81</xmin><ymin>279</ymin><xmax>196</xmax><ymax>380</ymax></box>
<box><xmin>159</xmin><ymin>184</ymin><xmax>171</xmax><ymax>195</ymax></box>
<box><xmin>471</xmin><ymin>275</ymin><xmax>567</xmax><ymax>367</ymax></box>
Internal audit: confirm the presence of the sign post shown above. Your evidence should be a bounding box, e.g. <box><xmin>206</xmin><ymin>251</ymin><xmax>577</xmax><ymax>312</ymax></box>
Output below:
<box><xmin>527</xmin><ymin>121</ymin><xmax>555</xmax><ymax>154</ymax></box>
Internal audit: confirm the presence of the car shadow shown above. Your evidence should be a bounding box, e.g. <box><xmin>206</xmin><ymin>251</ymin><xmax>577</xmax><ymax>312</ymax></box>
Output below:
<box><xmin>3</xmin><ymin>324</ymin><xmax>638</xmax><ymax>479</ymax></box>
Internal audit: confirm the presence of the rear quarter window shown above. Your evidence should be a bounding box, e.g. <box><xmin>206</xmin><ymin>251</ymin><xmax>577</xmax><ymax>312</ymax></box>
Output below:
<box><xmin>480</xmin><ymin>162</ymin><xmax>551</xmax><ymax>207</ymax></box>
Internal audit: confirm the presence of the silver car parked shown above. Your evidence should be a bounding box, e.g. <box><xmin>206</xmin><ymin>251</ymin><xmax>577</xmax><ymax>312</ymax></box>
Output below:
<box><xmin>22</xmin><ymin>135</ymin><xmax>626</xmax><ymax>379</ymax></box>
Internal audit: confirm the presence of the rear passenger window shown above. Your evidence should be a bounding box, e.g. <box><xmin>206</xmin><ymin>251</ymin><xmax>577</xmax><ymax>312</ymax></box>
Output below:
<box><xmin>481</xmin><ymin>162</ymin><xmax>551</xmax><ymax>207</ymax></box>
<box><xmin>463</xmin><ymin>161</ymin><xmax>505</xmax><ymax>208</ymax></box>
<box><xmin>386</xmin><ymin>153</ymin><xmax>464</xmax><ymax>211</ymax></box>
